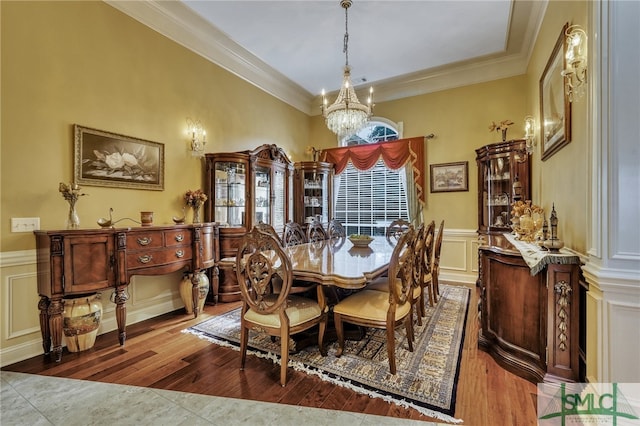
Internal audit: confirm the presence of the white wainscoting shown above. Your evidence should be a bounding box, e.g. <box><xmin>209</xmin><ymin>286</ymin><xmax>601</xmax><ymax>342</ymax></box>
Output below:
<box><xmin>438</xmin><ymin>228</ymin><xmax>480</xmax><ymax>288</ymax></box>
<box><xmin>0</xmin><ymin>250</ymin><xmax>188</xmax><ymax>367</ymax></box>
<box><xmin>583</xmin><ymin>265</ymin><xmax>640</xmax><ymax>384</ymax></box>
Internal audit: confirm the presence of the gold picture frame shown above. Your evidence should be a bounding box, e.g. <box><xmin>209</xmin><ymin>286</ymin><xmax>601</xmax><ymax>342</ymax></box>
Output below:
<box><xmin>74</xmin><ymin>124</ymin><xmax>165</xmax><ymax>191</ymax></box>
<box><xmin>540</xmin><ymin>23</ymin><xmax>572</xmax><ymax>161</ymax></box>
<box><xmin>430</xmin><ymin>161</ymin><xmax>469</xmax><ymax>193</ymax></box>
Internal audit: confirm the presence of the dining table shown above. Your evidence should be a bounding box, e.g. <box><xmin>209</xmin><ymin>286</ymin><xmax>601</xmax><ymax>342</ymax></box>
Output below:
<box><xmin>282</xmin><ymin>236</ymin><xmax>395</xmax><ymax>290</ymax></box>
<box><xmin>219</xmin><ymin>235</ymin><xmax>395</xmax><ymax>351</ymax></box>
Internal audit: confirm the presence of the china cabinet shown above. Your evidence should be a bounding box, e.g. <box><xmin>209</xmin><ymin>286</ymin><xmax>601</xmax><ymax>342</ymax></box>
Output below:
<box><xmin>293</xmin><ymin>161</ymin><xmax>333</xmax><ymax>225</ymax></box>
<box><xmin>205</xmin><ymin>144</ymin><xmax>294</xmax><ymax>302</ymax></box>
<box><xmin>475</xmin><ymin>139</ymin><xmax>531</xmax><ymax>234</ymax></box>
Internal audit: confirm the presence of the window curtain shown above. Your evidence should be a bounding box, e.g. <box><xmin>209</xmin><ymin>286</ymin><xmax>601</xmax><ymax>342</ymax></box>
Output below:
<box><xmin>320</xmin><ymin>136</ymin><xmax>426</xmax><ymax>207</ymax></box>
<box><xmin>404</xmin><ymin>165</ymin><xmax>423</xmax><ymax>226</ymax></box>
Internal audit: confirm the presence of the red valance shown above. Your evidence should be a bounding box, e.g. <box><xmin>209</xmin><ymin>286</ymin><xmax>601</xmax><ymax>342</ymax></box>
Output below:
<box><xmin>320</xmin><ymin>136</ymin><xmax>426</xmax><ymax>203</ymax></box>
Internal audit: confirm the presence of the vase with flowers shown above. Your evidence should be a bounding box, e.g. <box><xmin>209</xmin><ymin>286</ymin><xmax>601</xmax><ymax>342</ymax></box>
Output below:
<box><xmin>59</xmin><ymin>182</ymin><xmax>88</xmax><ymax>229</ymax></box>
<box><xmin>184</xmin><ymin>189</ymin><xmax>207</xmax><ymax>224</ymax></box>
<box><xmin>489</xmin><ymin>119</ymin><xmax>514</xmax><ymax>142</ymax></box>
<box><xmin>305</xmin><ymin>146</ymin><xmax>321</xmax><ymax>162</ymax></box>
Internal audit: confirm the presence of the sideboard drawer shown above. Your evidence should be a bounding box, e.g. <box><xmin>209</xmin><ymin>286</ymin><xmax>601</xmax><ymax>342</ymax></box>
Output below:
<box><xmin>165</xmin><ymin>230</ymin><xmax>192</xmax><ymax>247</ymax></box>
<box><xmin>127</xmin><ymin>232</ymin><xmax>164</xmax><ymax>249</ymax></box>
<box><xmin>126</xmin><ymin>247</ymin><xmax>193</xmax><ymax>270</ymax></box>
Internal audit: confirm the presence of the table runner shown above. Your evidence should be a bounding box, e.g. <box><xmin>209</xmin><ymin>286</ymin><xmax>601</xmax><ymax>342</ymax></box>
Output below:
<box><xmin>503</xmin><ymin>232</ymin><xmax>581</xmax><ymax>275</ymax></box>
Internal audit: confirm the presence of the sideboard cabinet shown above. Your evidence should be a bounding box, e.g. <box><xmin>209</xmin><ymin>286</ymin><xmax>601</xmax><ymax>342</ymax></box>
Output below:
<box><xmin>475</xmin><ymin>139</ymin><xmax>530</xmax><ymax>234</ymax></box>
<box><xmin>293</xmin><ymin>161</ymin><xmax>333</xmax><ymax>225</ymax></box>
<box><xmin>34</xmin><ymin>223</ymin><xmax>218</xmax><ymax>361</ymax></box>
<box><xmin>477</xmin><ymin>234</ymin><xmax>583</xmax><ymax>383</ymax></box>
<box><xmin>205</xmin><ymin>144</ymin><xmax>293</xmax><ymax>301</ymax></box>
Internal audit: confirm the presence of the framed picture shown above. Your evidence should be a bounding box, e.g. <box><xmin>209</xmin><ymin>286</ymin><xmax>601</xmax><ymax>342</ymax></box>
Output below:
<box><xmin>540</xmin><ymin>23</ymin><xmax>571</xmax><ymax>161</ymax></box>
<box><xmin>74</xmin><ymin>125</ymin><xmax>164</xmax><ymax>191</ymax></box>
<box><xmin>430</xmin><ymin>161</ymin><xmax>469</xmax><ymax>193</ymax></box>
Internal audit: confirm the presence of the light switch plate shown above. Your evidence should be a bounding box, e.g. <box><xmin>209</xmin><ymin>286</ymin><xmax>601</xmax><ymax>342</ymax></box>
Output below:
<box><xmin>11</xmin><ymin>217</ymin><xmax>40</xmax><ymax>232</ymax></box>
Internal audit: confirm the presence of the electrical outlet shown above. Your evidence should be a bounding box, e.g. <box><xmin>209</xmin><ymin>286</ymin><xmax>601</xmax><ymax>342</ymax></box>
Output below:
<box><xmin>11</xmin><ymin>217</ymin><xmax>40</xmax><ymax>233</ymax></box>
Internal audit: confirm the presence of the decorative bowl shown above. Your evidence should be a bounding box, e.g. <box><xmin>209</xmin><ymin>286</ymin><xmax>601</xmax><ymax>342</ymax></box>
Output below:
<box><xmin>348</xmin><ymin>235</ymin><xmax>374</xmax><ymax>247</ymax></box>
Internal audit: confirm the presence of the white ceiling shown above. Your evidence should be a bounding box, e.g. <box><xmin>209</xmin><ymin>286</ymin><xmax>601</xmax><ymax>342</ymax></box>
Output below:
<box><xmin>106</xmin><ymin>0</ymin><xmax>546</xmax><ymax>115</ymax></box>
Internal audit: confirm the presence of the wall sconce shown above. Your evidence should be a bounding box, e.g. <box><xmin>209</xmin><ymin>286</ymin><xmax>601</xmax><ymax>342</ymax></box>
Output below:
<box><xmin>524</xmin><ymin>115</ymin><xmax>536</xmax><ymax>154</ymax></box>
<box><xmin>562</xmin><ymin>24</ymin><xmax>587</xmax><ymax>102</ymax></box>
<box><xmin>186</xmin><ymin>118</ymin><xmax>206</xmax><ymax>157</ymax></box>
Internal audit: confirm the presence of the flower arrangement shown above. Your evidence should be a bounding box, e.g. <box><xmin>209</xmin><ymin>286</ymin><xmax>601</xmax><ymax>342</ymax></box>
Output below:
<box><xmin>184</xmin><ymin>189</ymin><xmax>207</xmax><ymax>208</ymax></box>
<box><xmin>59</xmin><ymin>182</ymin><xmax>88</xmax><ymax>229</ymax></box>
<box><xmin>59</xmin><ymin>182</ymin><xmax>88</xmax><ymax>206</ymax></box>
<box><xmin>489</xmin><ymin>119</ymin><xmax>514</xmax><ymax>141</ymax></box>
<box><xmin>488</xmin><ymin>119</ymin><xmax>514</xmax><ymax>133</ymax></box>
<box><xmin>306</xmin><ymin>146</ymin><xmax>321</xmax><ymax>161</ymax></box>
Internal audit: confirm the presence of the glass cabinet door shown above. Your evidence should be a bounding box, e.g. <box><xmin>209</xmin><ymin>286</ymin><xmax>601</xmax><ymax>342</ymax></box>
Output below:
<box><xmin>272</xmin><ymin>168</ymin><xmax>286</xmax><ymax>229</ymax></box>
<box><xmin>476</xmin><ymin>139</ymin><xmax>531</xmax><ymax>235</ymax></box>
<box><xmin>214</xmin><ymin>162</ymin><xmax>246</xmax><ymax>227</ymax></box>
<box><xmin>254</xmin><ymin>165</ymin><xmax>271</xmax><ymax>225</ymax></box>
<box><xmin>294</xmin><ymin>161</ymin><xmax>333</xmax><ymax>225</ymax></box>
<box><xmin>485</xmin><ymin>155</ymin><xmax>511</xmax><ymax>230</ymax></box>
<box><xmin>303</xmin><ymin>171</ymin><xmax>329</xmax><ymax>223</ymax></box>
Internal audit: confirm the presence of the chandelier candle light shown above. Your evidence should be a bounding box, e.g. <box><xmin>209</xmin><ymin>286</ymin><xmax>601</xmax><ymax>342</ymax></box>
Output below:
<box><xmin>322</xmin><ymin>0</ymin><xmax>373</xmax><ymax>139</ymax></box>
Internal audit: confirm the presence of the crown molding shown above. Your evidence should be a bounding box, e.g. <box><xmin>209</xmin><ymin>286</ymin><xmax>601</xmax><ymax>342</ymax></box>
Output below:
<box><xmin>105</xmin><ymin>0</ymin><xmax>545</xmax><ymax>117</ymax></box>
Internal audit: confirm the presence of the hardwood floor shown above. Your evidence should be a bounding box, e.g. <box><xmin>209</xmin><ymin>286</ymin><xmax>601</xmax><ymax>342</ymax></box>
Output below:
<box><xmin>2</xmin><ymin>287</ymin><xmax>539</xmax><ymax>424</ymax></box>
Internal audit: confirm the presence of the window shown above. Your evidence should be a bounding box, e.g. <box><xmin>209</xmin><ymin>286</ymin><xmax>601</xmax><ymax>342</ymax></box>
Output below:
<box><xmin>333</xmin><ymin>120</ymin><xmax>410</xmax><ymax>236</ymax></box>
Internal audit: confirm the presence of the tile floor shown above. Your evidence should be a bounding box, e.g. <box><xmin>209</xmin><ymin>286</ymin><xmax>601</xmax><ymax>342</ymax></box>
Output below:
<box><xmin>1</xmin><ymin>371</ymin><xmax>439</xmax><ymax>425</ymax></box>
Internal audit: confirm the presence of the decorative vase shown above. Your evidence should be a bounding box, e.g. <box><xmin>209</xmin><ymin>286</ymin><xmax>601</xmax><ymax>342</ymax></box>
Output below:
<box><xmin>67</xmin><ymin>202</ymin><xmax>80</xmax><ymax>229</ymax></box>
<box><xmin>179</xmin><ymin>271</ymin><xmax>210</xmax><ymax>314</ymax></box>
<box><xmin>192</xmin><ymin>204</ymin><xmax>202</xmax><ymax>224</ymax></box>
<box><xmin>62</xmin><ymin>293</ymin><xmax>103</xmax><ymax>352</ymax></box>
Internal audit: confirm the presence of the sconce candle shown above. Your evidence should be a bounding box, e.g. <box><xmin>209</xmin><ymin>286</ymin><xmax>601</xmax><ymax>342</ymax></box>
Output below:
<box><xmin>186</xmin><ymin>118</ymin><xmax>206</xmax><ymax>157</ymax></box>
<box><xmin>562</xmin><ymin>24</ymin><xmax>588</xmax><ymax>102</ymax></box>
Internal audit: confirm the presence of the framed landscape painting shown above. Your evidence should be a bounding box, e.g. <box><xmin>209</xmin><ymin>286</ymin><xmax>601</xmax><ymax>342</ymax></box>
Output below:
<box><xmin>430</xmin><ymin>161</ymin><xmax>469</xmax><ymax>193</ymax></box>
<box><xmin>74</xmin><ymin>125</ymin><xmax>164</xmax><ymax>191</ymax></box>
<box><xmin>540</xmin><ymin>23</ymin><xmax>572</xmax><ymax>161</ymax></box>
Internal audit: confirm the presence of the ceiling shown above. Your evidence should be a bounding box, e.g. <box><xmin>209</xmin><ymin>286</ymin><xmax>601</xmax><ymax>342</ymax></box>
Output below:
<box><xmin>106</xmin><ymin>1</ymin><xmax>546</xmax><ymax>115</ymax></box>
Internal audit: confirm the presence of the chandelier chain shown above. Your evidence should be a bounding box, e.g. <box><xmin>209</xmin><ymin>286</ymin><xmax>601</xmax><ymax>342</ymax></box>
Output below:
<box><xmin>343</xmin><ymin>2</ymin><xmax>349</xmax><ymax>66</ymax></box>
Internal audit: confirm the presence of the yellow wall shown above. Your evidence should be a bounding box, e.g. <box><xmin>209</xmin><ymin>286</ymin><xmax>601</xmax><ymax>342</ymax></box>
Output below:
<box><xmin>1</xmin><ymin>1</ymin><xmax>308</xmax><ymax>252</ymax></box>
<box><xmin>524</xmin><ymin>0</ymin><xmax>588</xmax><ymax>253</ymax></box>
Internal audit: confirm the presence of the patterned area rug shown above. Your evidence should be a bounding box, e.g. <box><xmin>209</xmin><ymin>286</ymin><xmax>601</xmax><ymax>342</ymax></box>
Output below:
<box><xmin>184</xmin><ymin>284</ymin><xmax>469</xmax><ymax>424</ymax></box>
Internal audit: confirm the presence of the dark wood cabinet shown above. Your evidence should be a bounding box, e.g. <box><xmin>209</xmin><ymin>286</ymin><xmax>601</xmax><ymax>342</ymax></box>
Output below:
<box><xmin>476</xmin><ymin>140</ymin><xmax>531</xmax><ymax>234</ymax></box>
<box><xmin>205</xmin><ymin>144</ymin><xmax>293</xmax><ymax>302</ymax></box>
<box><xmin>477</xmin><ymin>235</ymin><xmax>582</xmax><ymax>383</ymax></box>
<box><xmin>34</xmin><ymin>223</ymin><xmax>218</xmax><ymax>361</ymax></box>
<box><xmin>293</xmin><ymin>161</ymin><xmax>333</xmax><ymax>225</ymax></box>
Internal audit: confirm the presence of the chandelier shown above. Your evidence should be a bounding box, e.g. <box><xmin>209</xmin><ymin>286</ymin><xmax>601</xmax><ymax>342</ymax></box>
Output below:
<box><xmin>322</xmin><ymin>0</ymin><xmax>373</xmax><ymax>139</ymax></box>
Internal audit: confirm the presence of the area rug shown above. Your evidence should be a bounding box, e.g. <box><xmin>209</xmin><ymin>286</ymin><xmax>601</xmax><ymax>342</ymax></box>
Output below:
<box><xmin>184</xmin><ymin>284</ymin><xmax>469</xmax><ymax>424</ymax></box>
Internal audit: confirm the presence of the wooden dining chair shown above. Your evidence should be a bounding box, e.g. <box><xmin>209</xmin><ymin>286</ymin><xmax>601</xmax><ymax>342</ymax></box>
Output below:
<box><xmin>386</xmin><ymin>218</ymin><xmax>411</xmax><ymax>245</ymax></box>
<box><xmin>306</xmin><ymin>218</ymin><xmax>328</xmax><ymax>243</ymax></box>
<box><xmin>282</xmin><ymin>221</ymin><xmax>307</xmax><ymax>247</ymax></box>
<box><xmin>235</xmin><ymin>227</ymin><xmax>327</xmax><ymax>386</ymax></box>
<box><xmin>418</xmin><ymin>220</ymin><xmax>436</xmax><ymax>314</ymax></box>
<box><xmin>431</xmin><ymin>220</ymin><xmax>445</xmax><ymax>300</ymax></box>
<box><xmin>327</xmin><ymin>219</ymin><xmax>346</xmax><ymax>240</ymax></box>
<box><xmin>256</xmin><ymin>221</ymin><xmax>282</xmax><ymax>245</ymax></box>
<box><xmin>333</xmin><ymin>228</ymin><xmax>415</xmax><ymax>375</ymax></box>
<box><xmin>368</xmin><ymin>223</ymin><xmax>424</xmax><ymax>330</ymax></box>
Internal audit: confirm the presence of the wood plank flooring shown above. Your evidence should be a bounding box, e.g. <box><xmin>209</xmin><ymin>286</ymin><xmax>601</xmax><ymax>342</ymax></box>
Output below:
<box><xmin>2</xmin><ymin>287</ymin><xmax>539</xmax><ymax>424</ymax></box>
